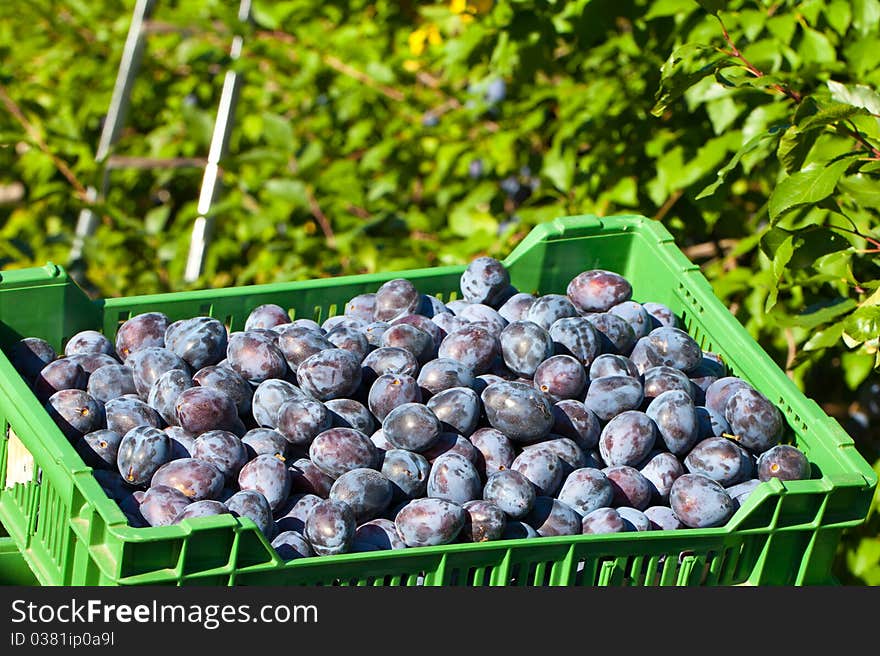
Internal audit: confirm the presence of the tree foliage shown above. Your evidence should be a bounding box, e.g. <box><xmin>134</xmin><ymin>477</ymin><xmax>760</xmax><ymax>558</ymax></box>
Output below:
<box><xmin>0</xmin><ymin>0</ymin><xmax>879</xmax><ymax>581</ymax></box>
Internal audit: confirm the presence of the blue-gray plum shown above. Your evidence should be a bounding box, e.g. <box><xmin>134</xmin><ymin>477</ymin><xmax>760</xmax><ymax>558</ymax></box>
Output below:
<box><xmin>617</xmin><ymin>507</ymin><xmax>651</xmax><ymax>532</ymax></box>
<box><xmin>726</xmin><ymin>479</ymin><xmax>761</xmax><ymax>507</ymax></box>
<box><xmin>140</xmin><ymin>485</ymin><xmax>192</xmax><ymax>527</ymax></box>
<box><xmin>226</xmin><ymin>332</ymin><xmax>288</xmax><ymax>384</ymax></box>
<box><xmin>164</xmin><ymin>317</ymin><xmax>227</xmax><ymax>370</ymax></box>
<box><xmin>461</xmin><ymin>500</ymin><xmax>506</xmax><ymax>542</ymax></box>
<box><xmin>599</xmin><ymin>411</ymin><xmax>657</xmax><ymax>468</ymax></box>
<box><xmin>669</xmin><ymin>473</ymin><xmax>736</xmax><ymax>528</ymax></box>
<box><xmin>460</xmin><ymin>256</ymin><xmax>511</xmax><ymax>306</ymax></box>
<box><xmin>437</xmin><ymin>325</ymin><xmax>500</xmax><ymax>375</ymax></box>
<box><xmin>76</xmin><ymin>429</ymin><xmax>122</xmax><ymax>470</ymax></box>
<box><xmin>640</xmin><ymin>327</ymin><xmax>703</xmax><ymax>373</ymax></box>
<box><xmin>353</xmin><ymin>518</ymin><xmax>406</xmax><ymax>551</ymax></box>
<box><xmin>394</xmin><ymin>498</ymin><xmax>465</xmax><ymax>547</ymax></box>
<box><xmin>276</xmin><ymin>494</ymin><xmax>323</xmax><ymax>533</ymax></box>
<box><xmin>588</xmin><ymin>354</ymin><xmax>639</xmax><ymax>381</ymax></box>
<box><xmin>105</xmin><ymin>396</ymin><xmax>162</xmax><ymax>435</ymax></box>
<box><xmin>147</xmin><ymin>369</ymin><xmax>193</xmax><ymax>426</ymax></box>
<box><xmin>533</xmin><ymin>355</ymin><xmax>585</xmax><ymax>401</ymax></box>
<box><xmin>309</xmin><ymin>427</ymin><xmax>379</xmax><ymax>478</ymax></box>
<box><xmin>646</xmin><ymin>390</ymin><xmax>699</xmax><ymax>456</ymax></box>
<box><xmin>289</xmin><ymin>458</ymin><xmax>335</xmax><ymax>498</ymax></box>
<box><xmin>9</xmin><ymin>337</ymin><xmax>57</xmax><ymax>383</ymax></box>
<box><xmin>34</xmin><ymin>359</ymin><xmax>87</xmax><ymax>402</ymax></box>
<box><xmin>345</xmin><ymin>293</ymin><xmax>377</xmax><ymax>322</ymax></box>
<box><xmin>275</xmin><ymin>396</ymin><xmax>330</xmax><ymax>446</ymax></box>
<box><xmin>126</xmin><ymin>347</ymin><xmax>190</xmax><ymax>398</ymax></box>
<box><xmin>603</xmin><ymin>465</ymin><xmax>653</xmax><ymax>510</ymax></box>
<box><xmin>481</xmin><ymin>381</ymin><xmax>554</xmax><ymax>443</ymax></box>
<box><xmin>251</xmin><ymin>379</ymin><xmax>307</xmax><ymax>428</ymax></box>
<box><xmin>458</xmin><ymin>304</ymin><xmax>508</xmax><ymax>337</ymax></box>
<box><xmin>704</xmin><ymin>377</ymin><xmax>753</xmax><ymax>416</ymax></box>
<box><xmin>238</xmin><ymin>454</ymin><xmax>292</xmax><ymax>511</ymax></box>
<box><xmin>362</xmin><ymin>347</ymin><xmax>419</xmax><ymax>383</ymax></box>
<box><xmin>329</xmin><ymin>468</ymin><xmax>394</xmax><ymax>523</ymax></box>
<box><xmin>551</xmin><ymin>400</ymin><xmax>601</xmax><ymax>450</ymax></box>
<box><xmin>501</xmin><ymin>520</ymin><xmax>539</xmax><ymax>540</ymax></box>
<box><xmin>174</xmin><ymin>500</ymin><xmax>230</xmax><ymax>523</ymax></box>
<box><xmin>724</xmin><ymin>387</ymin><xmax>783</xmax><ymax>454</ymax></box>
<box><xmin>584</xmin><ymin>375</ymin><xmax>644</xmax><ymax>421</ymax></box>
<box><xmin>498</xmin><ymin>293</ymin><xmax>537</xmax><ymax>323</ymax></box>
<box><xmin>382</xmin><ymin>403</ymin><xmax>441</xmax><ymax>452</ymax></box>
<box><xmin>426</xmin><ymin>386</ymin><xmax>479</xmax><ymax>436</ymax></box>
<box><xmin>117</xmin><ymin>426</ymin><xmax>170</xmax><ymax>486</ymax></box>
<box><xmin>87</xmin><ymin>364</ymin><xmax>137</xmax><ymax>403</ymax></box>
<box><xmin>275</xmin><ymin>325</ymin><xmax>334</xmax><ymax>373</ymax></box>
<box><xmin>421</xmin><ymin>432</ymin><xmax>479</xmax><ymax>466</ymax></box>
<box><xmin>643</xmin><ymin>366</ymin><xmax>694</xmax><ymax>401</ymax></box>
<box><xmin>241</xmin><ymin>428</ymin><xmax>289</xmax><ymax>460</ymax></box>
<box><xmin>416</xmin><ymin>358</ymin><xmax>475</xmax><ymax>397</ymax></box>
<box><xmin>525</xmin><ymin>497</ymin><xmax>581</xmax><ymax>537</ymax></box>
<box><xmin>244</xmin><ymin>304</ymin><xmax>289</xmax><ymax>331</ymax></box>
<box><xmin>373</xmin><ymin>279</ymin><xmax>421</xmax><ymax>322</ymax></box>
<box><xmin>557</xmin><ymin>468</ymin><xmax>614</xmax><ymax>517</ymax></box>
<box><xmin>368</xmin><ymin>373</ymin><xmax>422</xmax><ymax>421</ymax></box>
<box><xmin>325</xmin><ymin>398</ymin><xmax>374</xmax><ymax>434</ymax></box>
<box><xmin>642</xmin><ymin>302</ymin><xmax>678</xmax><ymax>329</ymax></box>
<box><xmin>327</xmin><ymin>324</ymin><xmax>370</xmax><ymax>363</ymax></box>
<box><xmin>363</xmin><ymin>321</ymin><xmax>390</xmax><ymax>349</ymax></box>
<box><xmin>757</xmin><ymin>445</ymin><xmax>810</xmax><ymax>482</ymax></box>
<box><xmin>608</xmin><ymin>301</ymin><xmax>652</xmax><ymax>340</ymax></box>
<box><xmin>524</xmin><ymin>438</ymin><xmax>589</xmax><ymax>477</ymax></box>
<box><xmin>175</xmin><ymin>386</ymin><xmax>245</xmax><ymax>435</ymax></box>
<box><xmin>510</xmin><ymin>448</ymin><xmax>563</xmax><ymax>497</ymax></box>
<box><xmin>567</xmin><ymin>270</ymin><xmax>633</xmax><ymax>313</ymax></box>
<box><xmin>45</xmin><ymin>389</ymin><xmax>104</xmax><ymax>440</ymax></box>
<box><xmin>65</xmin><ymin>330</ymin><xmax>115</xmax><ymax>357</ymax></box>
<box><xmin>297</xmin><ymin>348</ymin><xmax>362</xmax><ymax>401</ymax></box>
<box><xmin>115</xmin><ymin>312</ymin><xmax>169</xmax><ymax>361</ymax></box>
<box><xmin>427</xmin><ymin>452</ymin><xmax>482</xmax><ymax>505</ymax></box>
<box><xmin>639</xmin><ymin>451</ymin><xmax>684</xmax><ymax>502</ymax></box>
<box><xmin>150</xmin><ymin>458</ymin><xmax>225</xmax><ymax>501</ymax></box>
<box><xmin>526</xmin><ymin>294</ymin><xmax>578</xmax><ymax>330</ymax></box>
<box><xmin>469</xmin><ymin>427</ymin><xmax>516</xmax><ymax>476</ymax></box>
<box><xmin>381</xmin><ymin>448</ymin><xmax>431</xmax><ymax>500</ymax></box>
<box><xmin>164</xmin><ymin>426</ymin><xmax>195</xmax><ymax>459</ymax></box>
<box><xmin>696</xmin><ymin>406</ymin><xmax>731</xmax><ymax>439</ymax></box>
<box><xmin>227</xmin><ymin>489</ymin><xmax>274</xmax><ymax>536</ymax></box>
<box><xmin>271</xmin><ymin>530</ymin><xmax>314</xmax><ymax>560</ymax></box>
<box><xmin>192</xmin><ymin>430</ymin><xmax>248</xmax><ymax>483</ymax></box>
<box><xmin>192</xmin><ymin>365</ymin><xmax>253</xmax><ymax>416</ymax></box>
<box><xmin>549</xmin><ymin>317</ymin><xmax>601</xmax><ymax>368</ymax></box>
<box><xmin>483</xmin><ymin>470</ymin><xmax>536</xmax><ymax>519</ymax></box>
<box><xmin>305</xmin><ymin>499</ymin><xmax>357</xmax><ymax>556</ymax></box>
<box><xmin>67</xmin><ymin>353</ymin><xmax>118</xmax><ymax>377</ymax></box>
<box><xmin>581</xmin><ymin>507</ymin><xmax>628</xmax><ymax>534</ymax></box>
<box><xmin>644</xmin><ymin>506</ymin><xmax>684</xmax><ymax>531</ymax></box>
<box><xmin>585</xmin><ymin>313</ymin><xmax>637</xmax><ymax>355</ymax></box>
<box><xmin>684</xmin><ymin>437</ymin><xmax>752</xmax><ymax>487</ymax></box>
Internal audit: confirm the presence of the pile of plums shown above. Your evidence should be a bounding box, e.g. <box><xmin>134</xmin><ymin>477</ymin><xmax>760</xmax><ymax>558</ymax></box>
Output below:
<box><xmin>5</xmin><ymin>256</ymin><xmax>811</xmax><ymax>560</ymax></box>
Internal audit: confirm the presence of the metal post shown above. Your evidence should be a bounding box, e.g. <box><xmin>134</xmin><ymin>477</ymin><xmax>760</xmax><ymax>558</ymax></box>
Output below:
<box><xmin>70</xmin><ymin>0</ymin><xmax>157</xmax><ymax>264</ymax></box>
<box><xmin>184</xmin><ymin>0</ymin><xmax>251</xmax><ymax>283</ymax></box>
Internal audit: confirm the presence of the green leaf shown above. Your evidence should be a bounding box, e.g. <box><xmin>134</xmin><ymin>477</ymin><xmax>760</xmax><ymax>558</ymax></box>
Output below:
<box><xmin>798</xmin><ymin>27</ymin><xmax>837</xmax><ymax>65</ymax></box>
<box><xmin>261</xmin><ymin>113</ymin><xmax>294</xmax><ymax>150</ymax></box>
<box><xmin>695</xmin><ymin>0</ymin><xmax>727</xmax><ymax>15</ymax></box>
<box><xmin>827</xmin><ymin>81</ymin><xmax>880</xmax><ymax>115</ymax></box>
<box><xmin>765</xmin><ymin>235</ymin><xmax>793</xmax><ymax>313</ymax></box>
<box><xmin>825</xmin><ymin>0</ymin><xmax>853</xmax><ymax>35</ymax></box>
<box><xmin>790</xmin><ymin>228</ymin><xmax>853</xmax><ymax>269</ymax></box>
<box><xmin>841</xmin><ymin>351</ymin><xmax>876</xmax><ymax>389</ymax></box>
<box><xmin>542</xmin><ymin>147</ymin><xmax>575</xmax><ymax>193</ymax></box>
<box><xmin>780</xmin><ymin>299</ymin><xmax>858</xmax><ymax>330</ymax></box>
<box><xmin>842</xmin><ymin>306</ymin><xmax>880</xmax><ymax>342</ymax></box>
<box><xmin>652</xmin><ymin>44</ymin><xmax>732</xmax><ymax>117</ymax></box>
<box><xmin>838</xmin><ymin>174</ymin><xmax>880</xmax><ymax>209</ymax></box>
<box><xmin>777</xmin><ymin>125</ymin><xmax>819</xmax><ymax>175</ymax></box>
<box><xmin>803</xmin><ymin>321</ymin><xmax>845</xmax><ymax>351</ymax></box>
<box><xmin>263</xmin><ymin>179</ymin><xmax>308</xmax><ymax>207</ymax></box>
<box><xmin>798</xmin><ymin>103</ymin><xmax>865</xmax><ymax>132</ymax></box>
<box><xmin>853</xmin><ymin>0</ymin><xmax>880</xmax><ymax>36</ymax></box>
<box><xmin>759</xmin><ymin>226</ymin><xmax>793</xmax><ymax>259</ymax></box>
<box><xmin>645</xmin><ymin>0</ymin><xmax>698</xmax><ymax>20</ymax></box>
<box><xmin>697</xmin><ymin>131</ymin><xmax>779</xmax><ymax>199</ymax></box>
<box><xmin>768</xmin><ymin>158</ymin><xmax>854</xmax><ymax>222</ymax></box>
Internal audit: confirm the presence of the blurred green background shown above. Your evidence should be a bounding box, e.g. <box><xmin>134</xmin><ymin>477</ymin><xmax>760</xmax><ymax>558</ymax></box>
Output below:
<box><xmin>0</xmin><ymin>0</ymin><xmax>878</xmax><ymax>582</ymax></box>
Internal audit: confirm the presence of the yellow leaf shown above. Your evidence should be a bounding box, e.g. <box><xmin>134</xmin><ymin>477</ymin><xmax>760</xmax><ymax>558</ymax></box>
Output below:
<box><xmin>403</xmin><ymin>59</ymin><xmax>421</xmax><ymax>72</ymax></box>
<box><xmin>450</xmin><ymin>0</ymin><xmax>468</xmax><ymax>13</ymax></box>
<box><xmin>408</xmin><ymin>29</ymin><xmax>426</xmax><ymax>56</ymax></box>
<box><xmin>427</xmin><ymin>25</ymin><xmax>442</xmax><ymax>46</ymax></box>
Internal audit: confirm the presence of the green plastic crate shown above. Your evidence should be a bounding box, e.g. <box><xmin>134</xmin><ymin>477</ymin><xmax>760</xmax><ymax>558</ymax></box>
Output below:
<box><xmin>0</xmin><ymin>215</ymin><xmax>874</xmax><ymax>586</ymax></box>
<box><xmin>0</xmin><ymin>527</ymin><xmax>38</xmax><ymax>585</ymax></box>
